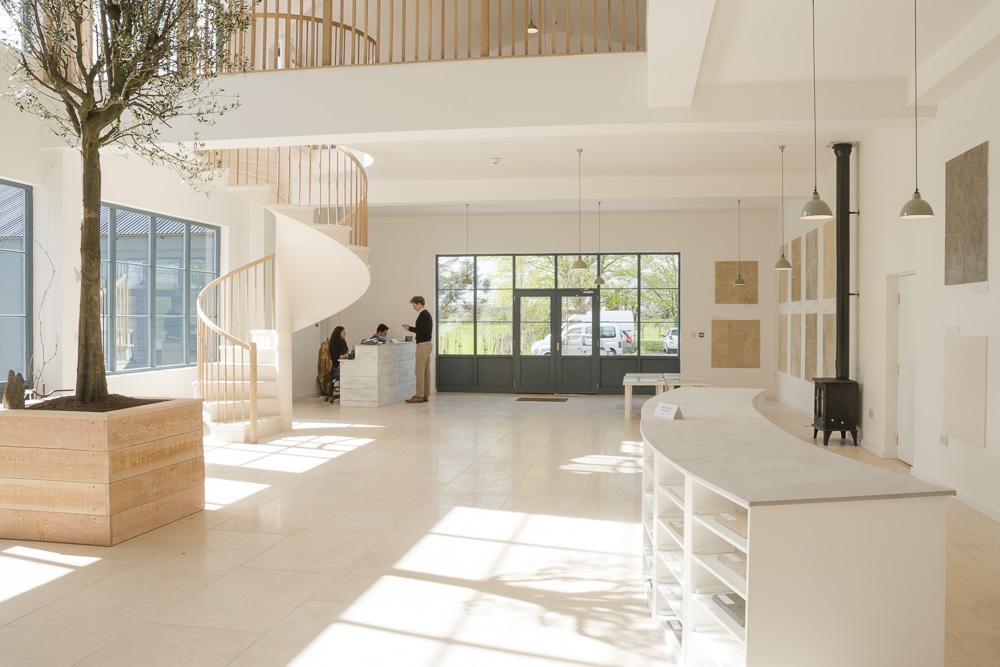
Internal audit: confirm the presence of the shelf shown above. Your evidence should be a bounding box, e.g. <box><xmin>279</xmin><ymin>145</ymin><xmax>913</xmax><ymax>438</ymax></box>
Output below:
<box><xmin>659</xmin><ymin>483</ymin><xmax>686</xmax><ymax>511</ymax></box>
<box><xmin>657</xmin><ymin>581</ymin><xmax>684</xmax><ymax>619</ymax></box>
<box><xmin>694</xmin><ymin>514</ymin><xmax>748</xmax><ymax>553</ymax></box>
<box><xmin>693</xmin><ymin>552</ymin><xmax>747</xmax><ymax>599</ymax></box>
<box><xmin>690</xmin><ymin>629</ymin><xmax>745</xmax><ymax>667</ymax></box>
<box><xmin>658</xmin><ymin>548</ymin><xmax>684</xmax><ymax>581</ymax></box>
<box><xmin>694</xmin><ymin>593</ymin><xmax>746</xmax><ymax>643</ymax></box>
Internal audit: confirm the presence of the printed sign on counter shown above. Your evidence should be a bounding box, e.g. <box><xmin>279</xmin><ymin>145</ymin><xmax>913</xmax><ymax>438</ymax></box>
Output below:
<box><xmin>654</xmin><ymin>403</ymin><xmax>683</xmax><ymax>420</ymax></box>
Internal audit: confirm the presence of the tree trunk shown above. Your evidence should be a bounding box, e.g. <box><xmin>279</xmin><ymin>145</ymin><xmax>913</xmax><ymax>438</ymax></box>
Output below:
<box><xmin>75</xmin><ymin>137</ymin><xmax>109</xmax><ymax>402</ymax></box>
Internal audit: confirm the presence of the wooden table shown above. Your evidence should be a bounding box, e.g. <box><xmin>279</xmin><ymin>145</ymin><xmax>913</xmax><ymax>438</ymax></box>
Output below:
<box><xmin>623</xmin><ymin>373</ymin><xmax>668</xmax><ymax>418</ymax></box>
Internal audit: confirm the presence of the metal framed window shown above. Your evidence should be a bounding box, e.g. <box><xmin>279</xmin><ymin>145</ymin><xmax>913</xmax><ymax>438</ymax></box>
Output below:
<box><xmin>100</xmin><ymin>203</ymin><xmax>220</xmax><ymax>375</ymax></box>
<box><xmin>435</xmin><ymin>252</ymin><xmax>681</xmax><ymax>358</ymax></box>
<box><xmin>0</xmin><ymin>179</ymin><xmax>32</xmax><ymax>387</ymax></box>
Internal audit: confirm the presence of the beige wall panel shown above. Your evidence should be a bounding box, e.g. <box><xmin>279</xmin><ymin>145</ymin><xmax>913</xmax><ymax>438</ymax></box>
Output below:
<box><xmin>791</xmin><ymin>237</ymin><xmax>802</xmax><ymax>301</ymax></box>
<box><xmin>791</xmin><ymin>314</ymin><xmax>802</xmax><ymax>378</ymax></box>
<box><xmin>0</xmin><ymin>509</ymin><xmax>110</xmax><ymax>545</ymax></box>
<box><xmin>943</xmin><ymin>334</ymin><xmax>988</xmax><ymax>447</ymax></box>
<box><xmin>806</xmin><ymin>228</ymin><xmax>819</xmax><ymax>300</ymax></box>
<box><xmin>0</xmin><ymin>478</ymin><xmax>107</xmax><ymax>515</ymax></box>
<box><xmin>109</xmin><ymin>431</ymin><xmax>203</xmax><ymax>482</ymax></box>
<box><xmin>805</xmin><ymin>313</ymin><xmax>818</xmax><ymax>381</ymax></box>
<box><xmin>108</xmin><ymin>457</ymin><xmax>204</xmax><ymax>514</ymax></box>
<box><xmin>778</xmin><ymin>314</ymin><xmax>789</xmax><ymax>374</ymax></box>
<box><xmin>823</xmin><ymin>221</ymin><xmax>836</xmax><ymax>299</ymax></box>
<box><xmin>823</xmin><ymin>313</ymin><xmax>836</xmax><ymax>377</ymax></box>
<box><xmin>0</xmin><ymin>446</ymin><xmax>108</xmax><ymax>483</ymax></box>
<box><xmin>711</xmin><ymin>320</ymin><xmax>761</xmax><ymax>369</ymax></box>
<box><xmin>945</xmin><ymin>142</ymin><xmax>989</xmax><ymax>285</ymax></box>
<box><xmin>715</xmin><ymin>261</ymin><xmax>759</xmax><ymax>304</ymax></box>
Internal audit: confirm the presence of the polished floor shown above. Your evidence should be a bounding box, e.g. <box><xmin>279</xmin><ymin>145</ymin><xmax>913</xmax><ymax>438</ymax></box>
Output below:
<box><xmin>0</xmin><ymin>394</ymin><xmax>996</xmax><ymax>666</ymax></box>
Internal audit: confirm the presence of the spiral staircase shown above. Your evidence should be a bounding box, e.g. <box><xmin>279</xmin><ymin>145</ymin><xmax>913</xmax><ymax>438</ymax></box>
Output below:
<box><xmin>196</xmin><ymin>145</ymin><xmax>371</xmax><ymax>443</ymax></box>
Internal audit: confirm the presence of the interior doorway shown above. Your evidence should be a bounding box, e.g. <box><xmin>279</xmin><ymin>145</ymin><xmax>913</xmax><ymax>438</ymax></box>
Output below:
<box><xmin>895</xmin><ymin>274</ymin><xmax>915</xmax><ymax>464</ymax></box>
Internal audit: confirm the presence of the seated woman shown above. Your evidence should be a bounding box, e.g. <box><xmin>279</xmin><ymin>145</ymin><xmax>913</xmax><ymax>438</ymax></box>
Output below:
<box><xmin>325</xmin><ymin>326</ymin><xmax>351</xmax><ymax>402</ymax></box>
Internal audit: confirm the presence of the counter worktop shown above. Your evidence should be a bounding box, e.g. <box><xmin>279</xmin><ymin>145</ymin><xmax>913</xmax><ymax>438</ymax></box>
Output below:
<box><xmin>640</xmin><ymin>387</ymin><xmax>953</xmax><ymax>507</ymax></box>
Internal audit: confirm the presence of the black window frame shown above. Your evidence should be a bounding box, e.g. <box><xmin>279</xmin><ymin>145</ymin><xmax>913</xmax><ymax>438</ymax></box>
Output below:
<box><xmin>434</xmin><ymin>252</ymin><xmax>682</xmax><ymax>359</ymax></box>
<box><xmin>100</xmin><ymin>203</ymin><xmax>220</xmax><ymax>375</ymax></box>
<box><xmin>0</xmin><ymin>178</ymin><xmax>32</xmax><ymax>389</ymax></box>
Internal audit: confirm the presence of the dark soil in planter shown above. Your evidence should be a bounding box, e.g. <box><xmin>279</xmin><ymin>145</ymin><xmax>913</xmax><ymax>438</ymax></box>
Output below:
<box><xmin>26</xmin><ymin>394</ymin><xmax>163</xmax><ymax>413</ymax></box>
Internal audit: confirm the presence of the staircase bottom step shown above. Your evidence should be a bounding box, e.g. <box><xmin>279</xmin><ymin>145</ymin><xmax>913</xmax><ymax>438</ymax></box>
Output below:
<box><xmin>207</xmin><ymin>414</ymin><xmax>284</xmax><ymax>444</ymax></box>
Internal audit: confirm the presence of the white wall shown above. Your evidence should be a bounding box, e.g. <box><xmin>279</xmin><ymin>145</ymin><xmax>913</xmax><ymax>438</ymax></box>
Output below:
<box><xmin>856</xmin><ymin>60</ymin><xmax>1000</xmax><ymax>520</ymax></box>
<box><xmin>337</xmin><ymin>208</ymin><xmax>779</xmax><ymax>392</ymax></box>
<box><xmin>0</xmin><ymin>98</ymin><xmax>274</xmax><ymax>398</ymax></box>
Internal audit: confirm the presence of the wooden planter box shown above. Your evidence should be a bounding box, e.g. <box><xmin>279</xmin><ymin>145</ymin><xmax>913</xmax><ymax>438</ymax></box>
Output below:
<box><xmin>0</xmin><ymin>398</ymin><xmax>204</xmax><ymax>546</ymax></box>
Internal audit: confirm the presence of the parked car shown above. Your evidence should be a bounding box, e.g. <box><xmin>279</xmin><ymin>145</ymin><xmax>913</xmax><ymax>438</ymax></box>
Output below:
<box><xmin>662</xmin><ymin>327</ymin><xmax>679</xmax><ymax>354</ymax></box>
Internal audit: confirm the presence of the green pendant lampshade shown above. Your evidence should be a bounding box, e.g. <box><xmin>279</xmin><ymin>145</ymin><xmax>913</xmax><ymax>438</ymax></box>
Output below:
<box><xmin>775</xmin><ymin>145</ymin><xmax>793</xmax><ymax>271</ymax></box>
<box><xmin>900</xmin><ymin>189</ymin><xmax>934</xmax><ymax>219</ymax></box>
<box><xmin>462</xmin><ymin>203</ymin><xmax>472</xmax><ymax>284</ymax></box>
<box><xmin>801</xmin><ymin>190</ymin><xmax>834</xmax><ymax>220</ymax></box>
<box><xmin>801</xmin><ymin>0</ymin><xmax>833</xmax><ymax>222</ymax></box>
<box><xmin>733</xmin><ymin>199</ymin><xmax>745</xmax><ymax>286</ymax></box>
<box><xmin>571</xmin><ymin>255</ymin><xmax>588</xmax><ymax>270</ymax></box>
<box><xmin>899</xmin><ymin>0</ymin><xmax>934</xmax><ymax>220</ymax></box>
<box><xmin>527</xmin><ymin>1</ymin><xmax>539</xmax><ymax>33</ymax></box>
<box><xmin>595</xmin><ymin>275</ymin><xmax>606</xmax><ymax>285</ymax></box>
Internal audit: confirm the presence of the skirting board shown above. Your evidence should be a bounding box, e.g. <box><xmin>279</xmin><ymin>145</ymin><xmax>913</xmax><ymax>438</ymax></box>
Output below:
<box><xmin>911</xmin><ymin>466</ymin><xmax>1000</xmax><ymax>525</ymax></box>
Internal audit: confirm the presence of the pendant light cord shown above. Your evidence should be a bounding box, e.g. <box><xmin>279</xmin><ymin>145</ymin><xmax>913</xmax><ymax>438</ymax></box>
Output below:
<box><xmin>811</xmin><ymin>0</ymin><xmax>818</xmax><ymax>192</ymax></box>
<box><xmin>737</xmin><ymin>199</ymin><xmax>742</xmax><ymax>273</ymax></box>
<box><xmin>597</xmin><ymin>200</ymin><xmax>602</xmax><ymax>252</ymax></box>
<box><xmin>465</xmin><ymin>202</ymin><xmax>470</xmax><ymax>253</ymax></box>
<box><xmin>577</xmin><ymin>148</ymin><xmax>583</xmax><ymax>256</ymax></box>
<box><xmin>913</xmin><ymin>0</ymin><xmax>919</xmax><ymax>190</ymax></box>
<box><xmin>779</xmin><ymin>145</ymin><xmax>786</xmax><ymax>247</ymax></box>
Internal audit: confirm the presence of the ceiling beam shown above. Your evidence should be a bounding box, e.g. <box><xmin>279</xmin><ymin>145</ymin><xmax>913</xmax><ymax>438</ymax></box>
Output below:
<box><xmin>912</xmin><ymin>0</ymin><xmax>1000</xmax><ymax>105</ymax></box>
<box><xmin>647</xmin><ymin>0</ymin><xmax>717</xmax><ymax>108</ymax></box>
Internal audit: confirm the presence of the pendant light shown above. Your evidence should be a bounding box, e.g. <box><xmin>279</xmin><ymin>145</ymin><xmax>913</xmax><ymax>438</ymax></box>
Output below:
<box><xmin>899</xmin><ymin>0</ymin><xmax>934</xmax><ymax>220</ymax></box>
<box><xmin>734</xmin><ymin>199</ymin><xmax>746</xmax><ymax>286</ymax></box>
<box><xmin>462</xmin><ymin>203</ymin><xmax>472</xmax><ymax>285</ymax></box>
<box><xmin>800</xmin><ymin>0</ymin><xmax>833</xmax><ymax>221</ymax></box>
<box><xmin>527</xmin><ymin>0</ymin><xmax>539</xmax><ymax>34</ymax></box>
<box><xmin>595</xmin><ymin>201</ymin><xmax>606</xmax><ymax>286</ymax></box>
<box><xmin>571</xmin><ymin>148</ymin><xmax>587</xmax><ymax>270</ymax></box>
<box><xmin>775</xmin><ymin>145</ymin><xmax>793</xmax><ymax>271</ymax></box>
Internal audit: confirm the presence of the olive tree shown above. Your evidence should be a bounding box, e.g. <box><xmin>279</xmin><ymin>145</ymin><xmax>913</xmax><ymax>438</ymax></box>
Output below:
<box><xmin>0</xmin><ymin>0</ymin><xmax>250</xmax><ymax>402</ymax></box>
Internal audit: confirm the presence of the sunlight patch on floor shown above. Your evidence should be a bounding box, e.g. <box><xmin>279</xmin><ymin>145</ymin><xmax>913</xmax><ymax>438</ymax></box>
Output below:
<box><xmin>203</xmin><ymin>477</ymin><xmax>270</xmax><ymax>510</ymax></box>
<box><xmin>289</xmin><ymin>507</ymin><xmax>665</xmax><ymax>667</ymax></box>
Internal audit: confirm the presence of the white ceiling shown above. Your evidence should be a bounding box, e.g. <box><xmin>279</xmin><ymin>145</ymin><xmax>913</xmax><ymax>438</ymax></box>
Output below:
<box><xmin>358</xmin><ymin>130</ymin><xmax>841</xmax><ymax>181</ymax></box>
<box><xmin>698</xmin><ymin>0</ymin><xmax>992</xmax><ymax>85</ymax></box>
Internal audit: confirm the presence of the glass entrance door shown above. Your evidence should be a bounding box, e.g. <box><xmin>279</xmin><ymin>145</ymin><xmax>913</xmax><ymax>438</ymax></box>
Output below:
<box><xmin>513</xmin><ymin>289</ymin><xmax>599</xmax><ymax>394</ymax></box>
<box><xmin>556</xmin><ymin>290</ymin><xmax>599</xmax><ymax>394</ymax></box>
<box><xmin>513</xmin><ymin>291</ymin><xmax>555</xmax><ymax>393</ymax></box>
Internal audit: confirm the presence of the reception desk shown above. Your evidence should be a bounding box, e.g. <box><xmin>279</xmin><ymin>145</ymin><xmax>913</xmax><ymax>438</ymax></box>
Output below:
<box><xmin>340</xmin><ymin>342</ymin><xmax>416</xmax><ymax>407</ymax></box>
<box><xmin>641</xmin><ymin>387</ymin><xmax>953</xmax><ymax>667</ymax></box>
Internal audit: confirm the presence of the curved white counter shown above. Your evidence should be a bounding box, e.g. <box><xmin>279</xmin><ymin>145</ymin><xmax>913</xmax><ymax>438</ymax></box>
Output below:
<box><xmin>640</xmin><ymin>387</ymin><xmax>953</xmax><ymax>667</ymax></box>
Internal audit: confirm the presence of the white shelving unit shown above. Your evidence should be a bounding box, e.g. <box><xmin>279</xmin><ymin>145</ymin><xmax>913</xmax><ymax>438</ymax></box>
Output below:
<box><xmin>641</xmin><ymin>388</ymin><xmax>955</xmax><ymax>667</ymax></box>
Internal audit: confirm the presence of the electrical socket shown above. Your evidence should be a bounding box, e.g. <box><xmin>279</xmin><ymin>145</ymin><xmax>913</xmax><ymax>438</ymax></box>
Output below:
<box><xmin>940</xmin><ymin>433</ymin><xmax>949</xmax><ymax>447</ymax></box>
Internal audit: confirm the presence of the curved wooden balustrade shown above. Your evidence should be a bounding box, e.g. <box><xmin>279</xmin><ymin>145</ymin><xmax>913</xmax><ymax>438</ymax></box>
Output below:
<box><xmin>200</xmin><ymin>145</ymin><xmax>369</xmax><ymax>247</ymax></box>
<box><xmin>197</xmin><ymin>255</ymin><xmax>276</xmax><ymax>443</ymax></box>
<box><xmin>223</xmin><ymin>0</ymin><xmax>645</xmax><ymax>72</ymax></box>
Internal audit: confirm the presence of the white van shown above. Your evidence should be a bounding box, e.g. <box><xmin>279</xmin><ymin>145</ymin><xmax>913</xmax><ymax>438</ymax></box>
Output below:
<box><xmin>568</xmin><ymin>310</ymin><xmax>636</xmax><ymax>355</ymax></box>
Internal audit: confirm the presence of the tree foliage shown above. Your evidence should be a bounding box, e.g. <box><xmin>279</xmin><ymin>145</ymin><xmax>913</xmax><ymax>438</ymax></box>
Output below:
<box><xmin>0</xmin><ymin>0</ymin><xmax>251</xmax><ymax>176</ymax></box>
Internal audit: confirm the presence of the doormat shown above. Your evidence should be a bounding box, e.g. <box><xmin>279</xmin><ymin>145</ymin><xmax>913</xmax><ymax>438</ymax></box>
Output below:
<box><xmin>515</xmin><ymin>396</ymin><xmax>569</xmax><ymax>403</ymax></box>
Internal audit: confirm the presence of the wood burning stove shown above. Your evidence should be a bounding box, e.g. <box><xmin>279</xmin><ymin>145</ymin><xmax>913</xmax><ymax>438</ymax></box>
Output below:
<box><xmin>813</xmin><ymin>143</ymin><xmax>861</xmax><ymax>446</ymax></box>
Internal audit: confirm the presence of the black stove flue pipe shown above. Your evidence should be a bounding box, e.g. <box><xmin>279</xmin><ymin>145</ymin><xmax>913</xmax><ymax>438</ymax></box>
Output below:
<box><xmin>833</xmin><ymin>142</ymin><xmax>853</xmax><ymax>380</ymax></box>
